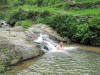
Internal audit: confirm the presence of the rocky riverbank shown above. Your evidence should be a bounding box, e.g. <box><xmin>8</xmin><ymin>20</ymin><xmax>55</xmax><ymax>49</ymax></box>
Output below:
<box><xmin>0</xmin><ymin>24</ymin><xmax>70</xmax><ymax>73</ymax></box>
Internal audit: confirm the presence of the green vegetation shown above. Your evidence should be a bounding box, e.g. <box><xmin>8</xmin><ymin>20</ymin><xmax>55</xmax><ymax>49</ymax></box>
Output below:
<box><xmin>0</xmin><ymin>64</ymin><xmax>6</xmax><ymax>73</ymax></box>
<box><xmin>75</xmin><ymin>0</ymin><xmax>100</xmax><ymax>3</ymax></box>
<box><xmin>0</xmin><ymin>1</ymin><xmax>100</xmax><ymax>74</ymax></box>
<box><xmin>15</xmin><ymin>20</ymin><xmax>34</xmax><ymax>28</ymax></box>
<box><xmin>0</xmin><ymin>0</ymin><xmax>100</xmax><ymax>46</ymax></box>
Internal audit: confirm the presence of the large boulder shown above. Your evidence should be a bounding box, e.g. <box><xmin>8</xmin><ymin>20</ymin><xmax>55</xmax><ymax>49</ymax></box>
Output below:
<box><xmin>0</xmin><ymin>26</ymin><xmax>42</xmax><ymax>66</ymax></box>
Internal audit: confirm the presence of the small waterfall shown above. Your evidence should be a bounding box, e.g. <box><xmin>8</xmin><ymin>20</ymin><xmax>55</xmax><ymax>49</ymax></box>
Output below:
<box><xmin>34</xmin><ymin>33</ymin><xmax>58</xmax><ymax>52</ymax></box>
<box><xmin>34</xmin><ymin>33</ymin><xmax>78</xmax><ymax>53</ymax></box>
<box><xmin>0</xmin><ymin>20</ymin><xmax>9</xmax><ymax>28</ymax></box>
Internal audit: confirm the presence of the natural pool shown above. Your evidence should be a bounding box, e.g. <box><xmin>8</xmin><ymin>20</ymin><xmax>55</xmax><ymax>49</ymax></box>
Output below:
<box><xmin>5</xmin><ymin>44</ymin><xmax>100</xmax><ymax>75</ymax></box>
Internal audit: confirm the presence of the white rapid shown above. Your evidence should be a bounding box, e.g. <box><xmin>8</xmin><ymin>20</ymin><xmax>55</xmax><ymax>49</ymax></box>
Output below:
<box><xmin>0</xmin><ymin>20</ymin><xmax>9</xmax><ymax>28</ymax></box>
<box><xmin>34</xmin><ymin>33</ymin><xmax>78</xmax><ymax>53</ymax></box>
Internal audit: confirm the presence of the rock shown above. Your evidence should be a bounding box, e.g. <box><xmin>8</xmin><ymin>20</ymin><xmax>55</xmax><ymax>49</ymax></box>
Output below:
<box><xmin>25</xmin><ymin>24</ymin><xmax>71</xmax><ymax>43</ymax></box>
<box><xmin>0</xmin><ymin>26</ymin><xmax>42</xmax><ymax>65</ymax></box>
<box><xmin>0</xmin><ymin>24</ymin><xmax>71</xmax><ymax>66</ymax></box>
<box><xmin>10</xmin><ymin>26</ymin><xmax>25</xmax><ymax>32</ymax></box>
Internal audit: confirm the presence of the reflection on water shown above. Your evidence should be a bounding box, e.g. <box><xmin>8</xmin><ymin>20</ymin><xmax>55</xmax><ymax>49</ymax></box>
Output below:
<box><xmin>8</xmin><ymin>44</ymin><xmax>100</xmax><ymax>75</ymax></box>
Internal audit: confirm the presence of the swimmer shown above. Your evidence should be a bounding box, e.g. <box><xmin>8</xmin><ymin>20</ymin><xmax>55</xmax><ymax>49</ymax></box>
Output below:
<box><xmin>56</xmin><ymin>42</ymin><xmax>69</xmax><ymax>54</ymax></box>
<box><xmin>56</xmin><ymin>42</ymin><xmax>64</xmax><ymax>50</ymax></box>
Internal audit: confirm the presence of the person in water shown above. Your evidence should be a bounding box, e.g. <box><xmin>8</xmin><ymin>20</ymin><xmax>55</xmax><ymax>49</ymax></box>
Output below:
<box><xmin>56</xmin><ymin>42</ymin><xmax>69</xmax><ymax>55</ymax></box>
<box><xmin>56</xmin><ymin>42</ymin><xmax>64</xmax><ymax>50</ymax></box>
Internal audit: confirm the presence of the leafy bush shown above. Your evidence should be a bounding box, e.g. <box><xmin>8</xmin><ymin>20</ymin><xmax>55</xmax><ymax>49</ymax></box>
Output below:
<box><xmin>71</xmin><ymin>16</ymin><xmax>100</xmax><ymax>45</ymax></box>
<box><xmin>0</xmin><ymin>12</ymin><xmax>5</xmax><ymax>19</ymax></box>
<box><xmin>8</xmin><ymin>6</ymin><xmax>53</xmax><ymax>25</ymax></box>
<box><xmin>10</xmin><ymin>8</ymin><xmax>29</xmax><ymax>20</ymax></box>
<box><xmin>89</xmin><ymin>16</ymin><xmax>100</xmax><ymax>29</ymax></box>
<box><xmin>73</xmin><ymin>23</ymin><xmax>89</xmax><ymax>44</ymax></box>
<box><xmin>40</xmin><ymin>14</ymin><xmax>100</xmax><ymax>45</ymax></box>
<box><xmin>15</xmin><ymin>20</ymin><xmax>34</xmax><ymax>28</ymax></box>
<box><xmin>42</xmin><ymin>14</ymin><xmax>78</xmax><ymax>37</ymax></box>
<box><xmin>88</xmin><ymin>16</ymin><xmax>100</xmax><ymax>45</ymax></box>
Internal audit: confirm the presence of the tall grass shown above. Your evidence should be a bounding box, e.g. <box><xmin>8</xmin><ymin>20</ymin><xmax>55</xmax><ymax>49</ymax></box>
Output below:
<box><xmin>9</xmin><ymin>5</ymin><xmax>100</xmax><ymax>16</ymax></box>
<box><xmin>67</xmin><ymin>8</ymin><xmax>100</xmax><ymax>15</ymax></box>
<box><xmin>75</xmin><ymin>0</ymin><xmax>100</xmax><ymax>3</ymax></box>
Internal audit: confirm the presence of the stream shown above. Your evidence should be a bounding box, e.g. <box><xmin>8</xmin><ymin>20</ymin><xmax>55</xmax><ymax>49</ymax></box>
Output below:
<box><xmin>0</xmin><ymin>20</ymin><xmax>100</xmax><ymax>75</ymax></box>
<box><xmin>6</xmin><ymin>44</ymin><xmax>100</xmax><ymax>75</ymax></box>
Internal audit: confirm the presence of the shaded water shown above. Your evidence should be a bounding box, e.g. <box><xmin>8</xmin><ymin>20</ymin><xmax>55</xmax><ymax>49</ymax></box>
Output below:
<box><xmin>8</xmin><ymin>44</ymin><xmax>100</xmax><ymax>75</ymax></box>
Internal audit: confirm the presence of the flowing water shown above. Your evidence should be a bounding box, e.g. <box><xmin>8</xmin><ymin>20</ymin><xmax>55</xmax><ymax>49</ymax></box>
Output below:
<box><xmin>7</xmin><ymin>34</ymin><xmax>100</xmax><ymax>75</ymax></box>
